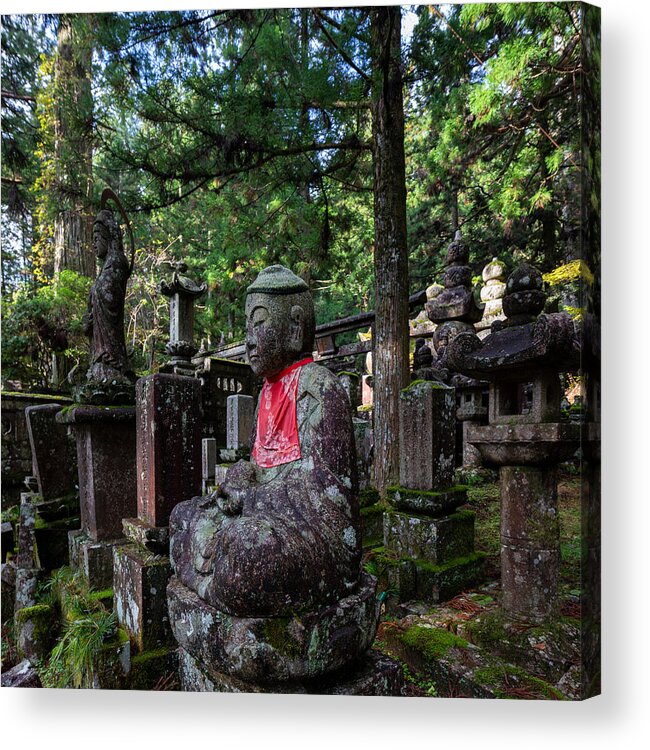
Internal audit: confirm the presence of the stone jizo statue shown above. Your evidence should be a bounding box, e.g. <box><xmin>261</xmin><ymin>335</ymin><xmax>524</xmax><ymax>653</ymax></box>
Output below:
<box><xmin>170</xmin><ymin>265</ymin><xmax>360</xmax><ymax>617</ymax></box>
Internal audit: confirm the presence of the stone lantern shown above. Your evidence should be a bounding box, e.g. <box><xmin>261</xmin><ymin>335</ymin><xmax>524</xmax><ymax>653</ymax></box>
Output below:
<box><xmin>159</xmin><ymin>261</ymin><xmax>207</xmax><ymax>373</ymax></box>
<box><xmin>447</xmin><ymin>263</ymin><xmax>580</xmax><ymax>623</ymax></box>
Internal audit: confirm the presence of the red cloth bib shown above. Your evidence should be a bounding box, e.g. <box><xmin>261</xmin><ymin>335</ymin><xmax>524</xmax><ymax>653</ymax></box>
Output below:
<box><xmin>252</xmin><ymin>357</ymin><xmax>313</xmax><ymax>468</ymax></box>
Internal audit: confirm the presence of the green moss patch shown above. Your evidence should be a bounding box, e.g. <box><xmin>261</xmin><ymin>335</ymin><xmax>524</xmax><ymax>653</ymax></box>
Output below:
<box><xmin>398</xmin><ymin>625</ymin><xmax>468</xmax><ymax>661</ymax></box>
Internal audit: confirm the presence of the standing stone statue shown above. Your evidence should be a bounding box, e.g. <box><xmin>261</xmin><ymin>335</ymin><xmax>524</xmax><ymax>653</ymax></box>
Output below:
<box><xmin>76</xmin><ymin>189</ymin><xmax>136</xmax><ymax>404</ymax></box>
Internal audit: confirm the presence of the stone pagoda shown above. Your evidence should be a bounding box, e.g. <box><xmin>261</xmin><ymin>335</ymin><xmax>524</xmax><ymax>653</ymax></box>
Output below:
<box><xmin>475</xmin><ymin>257</ymin><xmax>507</xmax><ymax>339</ymax></box>
<box><xmin>425</xmin><ymin>230</ymin><xmax>487</xmax><ymax>467</ymax></box>
<box><xmin>447</xmin><ymin>263</ymin><xmax>580</xmax><ymax>623</ymax></box>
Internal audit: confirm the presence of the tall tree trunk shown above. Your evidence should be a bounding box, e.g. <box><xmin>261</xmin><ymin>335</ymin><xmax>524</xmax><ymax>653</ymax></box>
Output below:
<box><xmin>370</xmin><ymin>7</ymin><xmax>409</xmax><ymax>493</ymax></box>
<box><xmin>53</xmin><ymin>14</ymin><xmax>94</xmax><ymax>278</ymax></box>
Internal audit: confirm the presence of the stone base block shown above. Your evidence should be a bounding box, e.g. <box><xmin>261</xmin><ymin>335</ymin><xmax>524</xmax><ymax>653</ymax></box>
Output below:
<box><xmin>92</xmin><ymin>629</ymin><xmax>131</xmax><ymax>689</ymax></box>
<box><xmin>122</xmin><ymin>517</ymin><xmax>169</xmax><ymax>554</ymax></box>
<box><xmin>68</xmin><ymin>529</ymin><xmax>122</xmax><ymax>590</ymax></box>
<box><xmin>387</xmin><ymin>552</ymin><xmax>486</xmax><ymax>604</ymax></box>
<box><xmin>57</xmin><ymin>405</ymin><xmax>137</xmax><ymax>540</ymax></box>
<box><xmin>501</xmin><ymin>545</ymin><xmax>559</xmax><ymax>623</ymax></box>
<box><xmin>15</xmin><ymin>602</ymin><xmax>53</xmax><ymax>661</ymax></box>
<box><xmin>388</xmin><ymin>485</ymin><xmax>467</xmax><ymax>516</ymax></box>
<box><xmin>383</xmin><ymin>509</ymin><xmax>475</xmax><ymax>562</ymax></box>
<box><xmin>167</xmin><ymin>573</ymin><xmax>380</xmax><ymax>684</ymax></box>
<box><xmin>113</xmin><ymin>543</ymin><xmax>173</xmax><ymax>651</ymax></box>
<box><xmin>178</xmin><ymin>647</ymin><xmax>405</xmax><ymax>696</ymax></box>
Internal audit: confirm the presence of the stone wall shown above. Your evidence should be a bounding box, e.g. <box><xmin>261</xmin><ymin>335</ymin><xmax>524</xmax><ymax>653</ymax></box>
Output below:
<box><xmin>1</xmin><ymin>392</ymin><xmax>72</xmax><ymax>509</ymax></box>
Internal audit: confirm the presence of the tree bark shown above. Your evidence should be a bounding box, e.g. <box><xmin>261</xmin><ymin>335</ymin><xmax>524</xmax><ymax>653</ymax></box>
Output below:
<box><xmin>370</xmin><ymin>7</ymin><xmax>409</xmax><ymax>493</ymax></box>
<box><xmin>53</xmin><ymin>14</ymin><xmax>95</xmax><ymax>278</ymax></box>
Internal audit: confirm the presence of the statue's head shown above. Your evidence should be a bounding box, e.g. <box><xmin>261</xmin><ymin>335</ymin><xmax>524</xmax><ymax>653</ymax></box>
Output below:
<box><xmin>92</xmin><ymin>208</ymin><xmax>123</xmax><ymax>261</ymax></box>
<box><xmin>245</xmin><ymin>265</ymin><xmax>315</xmax><ymax>378</ymax></box>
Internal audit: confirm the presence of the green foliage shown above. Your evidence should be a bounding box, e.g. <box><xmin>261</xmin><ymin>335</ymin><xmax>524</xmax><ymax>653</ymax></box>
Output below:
<box><xmin>2</xmin><ymin>5</ymin><xmax>595</xmax><ymax>359</ymax></box>
<box><xmin>1</xmin><ymin>270</ymin><xmax>91</xmax><ymax>389</ymax></box>
<box><xmin>40</xmin><ymin>567</ymin><xmax>118</xmax><ymax>689</ymax></box>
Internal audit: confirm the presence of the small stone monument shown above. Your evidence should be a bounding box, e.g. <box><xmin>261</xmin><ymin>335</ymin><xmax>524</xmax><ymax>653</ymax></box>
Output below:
<box><xmin>167</xmin><ymin>265</ymin><xmax>404</xmax><ymax>694</ymax></box>
<box><xmin>201</xmin><ymin>437</ymin><xmax>217</xmax><ymax>494</ymax></box>
<box><xmin>24</xmin><ymin>404</ymin><xmax>79</xmax><ymax>571</ymax></box>
<box><xmin>25</xmin><ymin>404</ymin><xmax>76</xmax><ymax>501</ymax></box>
<box><xmin>384</xmin><ymin>381</ymin><xmax>485</xmax><ymax>605</ymax></box>
<box><xmin>447</xmin><ymin>263</ymin><xmax>580</xmax><ymax>623</ymax></box>
<box><xmin>159</xmin><ymin>261</ymin><xmax>207</xmax><ymax>374</ymax></box>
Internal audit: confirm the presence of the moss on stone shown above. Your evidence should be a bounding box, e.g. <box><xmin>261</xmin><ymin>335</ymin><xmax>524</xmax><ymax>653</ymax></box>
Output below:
<box><xmin>14</xmin><ymin>603</ymin><xmax>52</xmax><ymax>627</ymax></box>
<box><xmin>398</xmin><ymin>625</ymin><xmax>468</xmax><ymax>661</ymax></box>
<box><xmin>262</xmin><ymin>617</ymin><xmax>302</xmax><ymax>658</ymax></box>
<box><xmin>414</xmin><ymin>551</ymin><xmax>487</xmax><ymax>575</ymax></box>
<box><xmin>0</xmin><ymin>390</ymin><xmax>72</xmax><ymax>402</ymax></box>
<box><xmin>360</xmin><ymin>502</ymin><xmax>384</xmax><ymax>518</ymax></box>
<box><xmin>88</xmin><ymin>588</ymin><xmax>114</xmax><ymax>605</ymax></box>
<box><xmin>358</xmin><ymin>487</ymin><xmax>381</xmax><ymax>508</ymax></box>
<box><xmin>387</xmin><ymin>484</ymin><xmax>469</xmax><ymax>498</ymax></box>
<box><xmin>131</xmin><ymin>646</ymin><xmax>173</xmax><ymax>666</ymax></box>
<box><xmin>401</xmin><ymin>379</ymin><xmax>447</xmax><ymax>393</ymax></box>
<box><xmin>473</xmin><ymin>663</ymin><xmax>566</xmax><ymax>700</ymax></box>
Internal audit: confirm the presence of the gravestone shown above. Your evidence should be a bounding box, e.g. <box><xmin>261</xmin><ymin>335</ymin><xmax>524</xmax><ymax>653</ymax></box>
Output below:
<box><xmin>202</xmin><ymin>437</ymin><xmax>217</xmax><ymax>494</ymax></box>
<box><xmin>58</xmin><ymin>405</ymin><xmax>137</xmax><ymax>589</ymax></box>
<box><xmin>114</xmin><ymin>372</ymin><xmax>202</xmax><ymax>667</ymax></box>
<box><xmin>385</xmin><ymin>381</ymin><xmax>485</xmax><ymax>605</ymax></box>
<box><xmin>25</xmin><ymin>404</ymin><xmax>76</xmax><ymax>501</ymax></box>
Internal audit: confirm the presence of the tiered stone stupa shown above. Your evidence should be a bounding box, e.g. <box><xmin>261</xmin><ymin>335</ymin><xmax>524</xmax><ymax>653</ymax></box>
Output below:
<box><xmin>447</xmin><ymin>263</ymin><xmax>580</xmax><ymax>623</ymax></box>
<box><xmin>475</xmin><ymin>257</ymin><xmax>507</xmax><ymax>339</ymax></box>
<box><xmin>426</xmin><ymin>231</ymin><xmax>487</xmax><ymax>466</ymax></box>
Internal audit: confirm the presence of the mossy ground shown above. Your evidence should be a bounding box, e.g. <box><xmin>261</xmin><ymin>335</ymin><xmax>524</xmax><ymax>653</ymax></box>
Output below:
<box><xmin>370</xmin><ymin>468</ymin><xmax>585</xmax><ymax>699</ymax></box>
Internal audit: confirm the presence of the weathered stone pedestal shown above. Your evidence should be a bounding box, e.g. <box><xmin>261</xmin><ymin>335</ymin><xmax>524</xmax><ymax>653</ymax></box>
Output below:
<box><xmin>167</xmin><ymin>573</ymin><xmax>403</xmax><ymax>695</ymax></box>
<box><xmin>384</xmin><ymin>381</ymin><xmax>485</xmax><ymax>605</ymax></box>
<box><xmin>57</xmin><ymin>404</ymin><xmax>137</xmax><ymax>588</ymax></box>
<box><xmin>113</xmin><ymin>373</ymin><xmax>202</xmax><ymax>685</ymax></box>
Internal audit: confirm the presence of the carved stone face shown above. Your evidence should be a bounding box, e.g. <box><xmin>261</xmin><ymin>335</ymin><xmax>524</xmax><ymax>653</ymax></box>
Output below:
<box><xmin>245</xmin><ymin>293</ymin><xmax>304</xmax><ymax>378</ymax></box>
<box><xmin>92</xmin><ymin>223</ymin><xmax>109</xmax><ymax>260</ymax></box>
